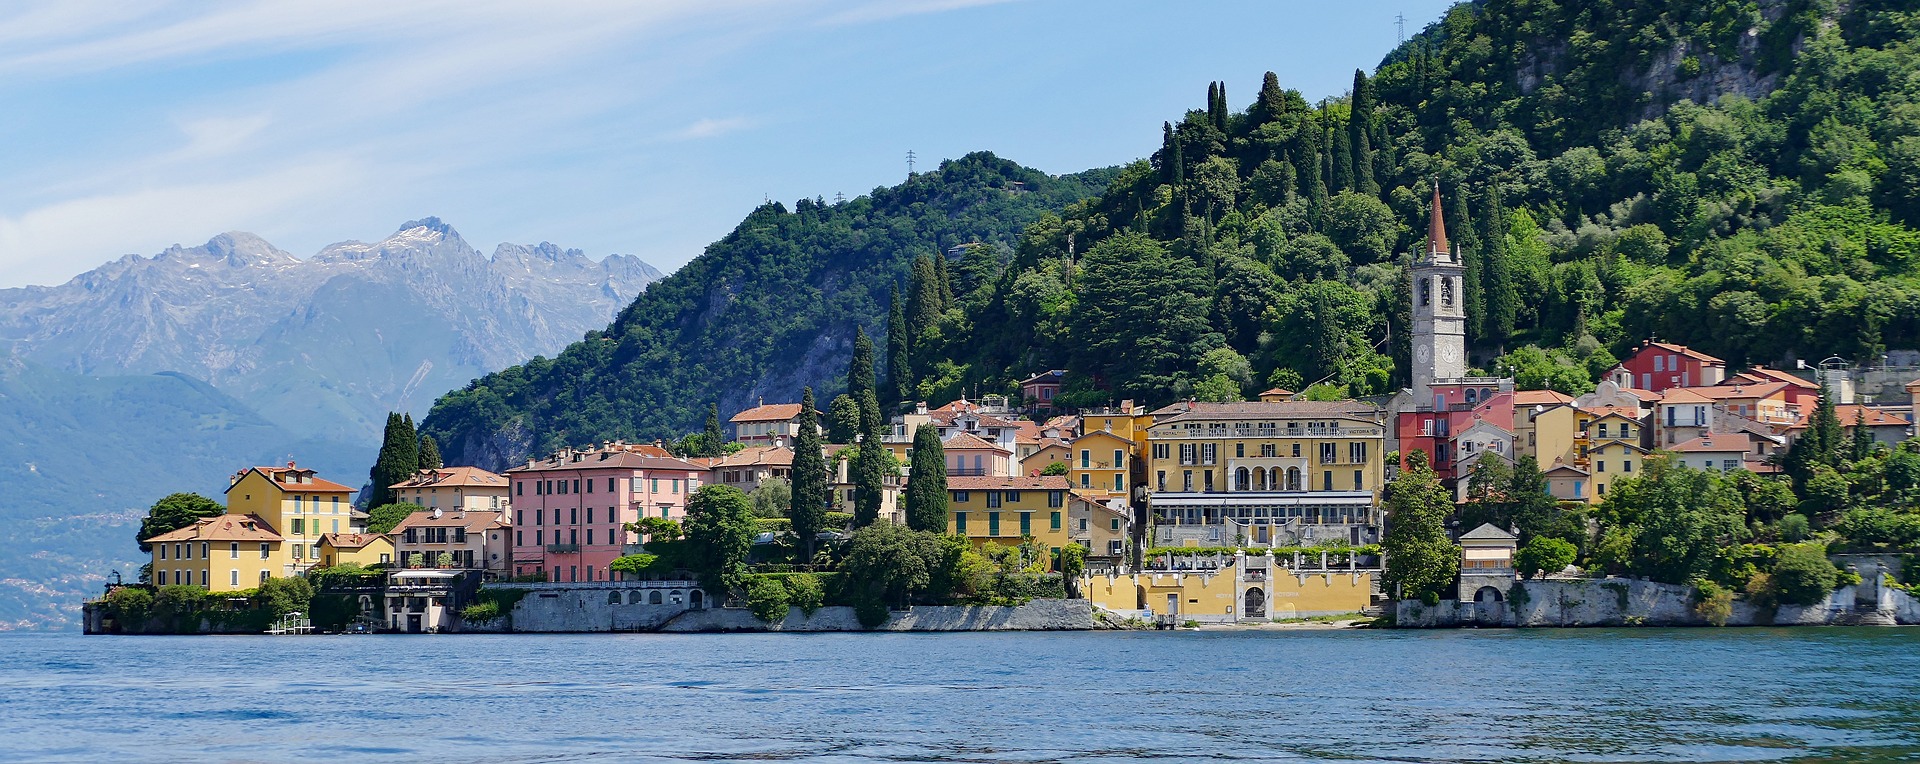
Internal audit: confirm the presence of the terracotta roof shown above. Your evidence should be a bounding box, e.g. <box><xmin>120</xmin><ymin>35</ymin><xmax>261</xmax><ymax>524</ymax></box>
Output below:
<box><xmin>1011</xmin><ymin>420</ymin><xmax>1043</xmax><ymax>444</ymax></box>
<box><xmin>1907</xmin><ymin>378</ymin><xmax>1920</xmax><ymax>392</ymax></box>
<box><xmin>1579</xmin><ymin>406</ymin><xmax>1644</xmax><ymax>420</ymax></box>
<box><xmin>1072</xmin><ymin>430</ymin><xmax>1136</xmax><ymax>447</ymax></box>
<box><xmin>1020</xmin><ymin>369</ymin><xmax>1067</xmax><ymax>386</ymax></box>
<box><xmin>318</xmin><ymin>532</ymin><xmax>389</xmax><ymax>549</ymax></box>
<box><xmin>1659</xmin><ymin>388</ymin><xmax>1713</xmax><ymax>404</ymax></box>
<box><xmin>510</xmin><ymin>450</ymin><xmax>706</xmax><ymax>473</ymax></box>
<box><xmin>1147</xmin><ymin>399</ymin><xmax>1382</xmax><ymax>422</ymax></box>
<box><xmin>229</xmin><ymin>465</ymin><xmax>356</xmax><ymax>494</ymax></box>
<box><xmin>1693</xmin><ymin>382</ymin><xmax>1789</xmax><ymax>400</ymax></box>
<box><xmin>1622</xmin><ymin>388</ymin><xmax>1662</xmax><ymax>401</ymax></box>
<box><xmin>942</xmin><ymin>431</ymin><xmax>1010</xmax><ymax>452</ymax></box>
<box><xmin>1428</xmin><ymin>183</ymin><xmax>1450</xmax><ymax>255</ymax></box>
<box><xmin>1666</xmin><ymin>436</ymin><xmax>1749</xmax><ymax>454</ymax></box>
<box><xmin>391</xmin><ymin>508</ymin><xmax>509</xmax><ymax>533</ymax></box>
<box><xmin>1543</xmin><ymin>464</ymin><xmax>1590</xmax><ymax>476</ymax></box>
<box><xmin>1043</xmin><ymin>415</ymin><xmax>1080</xmax><ymax>431</ymax></box>
<box><xmin>1512</xmin><ymin>390</ymin><xmax>1574</xmax><ymax>406</ymax></box>
<box><xmin>145</xmin><ymin>514</ymin><xmax>283</xmax><ymax>543</ymax></box>
<box><xmin>1740</xmin><ymin>366</ymin><xmax>1817</xmax><ymax>389</ymax></box>
<box><xmin>1837</xmin><ymin>405</ymin><xmax>1910</xmax><ymax>427</ymax></box>
<box><xmin>1637</xmin><ymin>341</ymin><xmax>1724</xmax><ymax>365</ymax></box>
<box><xmin>1259</xmin><ymin>387</ymin><xmax>1295</xmax><ymax>397</ymax></box>
<box><xmin>946</xmin><ymin>475</ymin><xmax>1071</xmax><ymax>491</ymax></box>
<box><xmin>708</xmin><ymin>445</ymin><xmax>795</xmax><ymax>469</ymax></box>
<box><xmin>730</xmin><ymin>403</ymin><xmax>805</xmax><ymax>423</ymax></box>
<box><xmin>389</xmin><ymin>466</ymin><xmax>508</xmax><ymax>490</ymax></box>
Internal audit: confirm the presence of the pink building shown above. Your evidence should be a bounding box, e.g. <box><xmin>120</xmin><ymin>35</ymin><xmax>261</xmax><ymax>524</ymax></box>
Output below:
<box><xmin>504</xmin><ymin>444</ymin><xmax>706</xmax><ymax>583</ymax></box>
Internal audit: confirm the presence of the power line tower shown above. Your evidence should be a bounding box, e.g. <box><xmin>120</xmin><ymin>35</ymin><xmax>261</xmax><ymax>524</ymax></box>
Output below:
<box><xmin>906</xmin><ymin>149</ymin><xmax>917</xmax><ymax>177</ymax></box>
<box><xmin>835</xmin><ymin>191</ymin><xmax>845</xmax><ymax>205</ymax></box>
<box><xmin>1395</xmin><ymin>13</ymin><xmax>1406</xmax><ymax>44</ymax></box>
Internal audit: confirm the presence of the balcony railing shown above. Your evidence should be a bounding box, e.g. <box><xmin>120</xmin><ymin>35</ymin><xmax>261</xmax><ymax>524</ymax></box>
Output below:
<box><xmin>546</xmin><ymin>543</ymin><xmax>580</xmax><ymax>553</ymax></box>
<box><xmin>1157</xmin><ymin>427</ymin><xmax>1383</xmax><ymax>440</ymax></box>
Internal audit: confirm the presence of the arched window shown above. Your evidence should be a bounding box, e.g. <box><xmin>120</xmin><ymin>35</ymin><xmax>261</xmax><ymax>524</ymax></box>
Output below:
<box><xmin>607</xmin><ymin>591</ymin><xmax>620</xmax><ymax>605</ymax></box>
<box><xmin>690</xmin><ymin>590</ymin><xmax>704</xmax><ymax>610</ymax></box>
<box><xmin>1441</xmin><ymin>276</ymin><xmax>1456</xmax><ymax>307</ymax></box>
<box><xmin>1419</xmin><ymin>277</ymin><xmax>1432</xmax><ymax>306</ymax></box>
<box><xmin>1285</xmin><ymin>467</ymin><xmax>1302</xmax><ymax>491</ymax></box>
<box><xmin>649</xmin><ymin>590</ymin><xmax>663</xmax><ymax>605</ymax></box>
<box><xmin>1465</xmin><ymin>388</ymin><xmax>1478</xmax><ymax>405</ymax></box>
<box><xmin>1234</xmin><ymin>467</ymin><xmax>1250</xmax><ymax>491</ymax></box>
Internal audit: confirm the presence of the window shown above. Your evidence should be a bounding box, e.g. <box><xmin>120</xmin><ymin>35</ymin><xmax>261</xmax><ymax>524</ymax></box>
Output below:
<box><xmin>1624</xmin><ymin>460</ymin><xmax>1634</xmax><ymax>473</ymax></box>
<box><xmin>231</xmin><ymin>570</ymin><xmax>239</xmax><ymax>586</ymax></box>
<box><xmin>1235</xmin><ymin>443</ymin><xmax>1245</xmax><ymax>458</ymax></box>
<box><xmin>955</xmin><ymin>512</ymin><xmax>967</xmax><ymax>533</ymax></box>
<box><xmin>987</xmin><ymin>492</ymin><xmax>1002</xmax><ymax>508</ymax></box>
<box><xmin>1323</xmin><ymin>471</ymin><xmax>1333</xmax><ymax>491</ymax></box>
<box><xmin>1183</xmin><ymin>471</ymin><xmax>1193</xmax><ymax>491</ymax></box>
<box><xmin>1080</xmin><ymin>473</ymin><xmax>1091</xmax><ymax>487</ymax></box>
<box><xmin>673</xmin><ymin>479</ymin><xmax>681</xmax><ymax>494</ymax></box>
<box><xmin>1354</xmin><ymin>470</ymin><xmax>1364</xmax><ymax>490</ymax></box>
<box><xmin>1598</xmin><ymin>423</ymin><xmax>1609</xmax><ymax>438</ymax></box>
<box><xmin>1152</xmin><ymin>443</ymin><xmax>1169</xmax><ymax>460</ymax></box>
<box><xmin>259</xmin><ymin>543</ymin><xmax>271</xmax><ymax>559</ymax></box>
<box><xmin>1179</xmin><ymin>443</ymin><xmax>1195</xmax><ymax>465</ymax></box>
<box><xmin>1349</xmin><ymin>442</ymin><xmax>1368</xmax><ymax>463</ymax></box>
<box><xmin>291</xmin><ymin>544</ymin><xmax>303</xmax><ymax>560</ymax></box>
<box><xmin>571</xmin><ymin>508</ymin><xmax>578</xmax><ymax>524</ymax></box>
<box><xmin>608</xmin><ymin>478</ymin><xmax>616</xmax><ymax>493</ymax></box>
<box><xmin>1020</xmin><ymin>513</ymin><xmax>1032</xmax><ymax>535</ymax></box>
<box><xmin>1047</xmin><ymin>491</ymin><xmax>1064</xmax><ymax>508</ymax></box>
<box><xmin>517</xmin><ymin>531</ymin><xmax>523</xmax><ymax>546</ymax></box>
<box><xmin>1320</xmin><ymin>443</ymin><xmax>1336</xmax><ymax>463</ymax></box>
<box><xmin>1201</xmin><ymin>443</ymin><xmax>1217</xmax><ymax>464</ymax></box>
<box><xmin>1442</xmin><ymin>276</ymin><xmax>1455</xmax><ymax>306</ymax></box>
<box><xmin>587</xmin><ymin>529</ymin><xmax>594</xmax><ymax>545</ymax></box>
<box><xmin>1080</xmin><ymin>450</ymin><xmax>1090</xmax><ymax>469</ymax></box>
<box><xmin>1597</xmin><ymin>461</ymin><xmax>1606</xmax><ymax>472</ymax></box>
<box><xmin>1292</xmin><ymin>443</ymin><xmax>1301</xmax><ymax>458</ymax></box>
<box><xmin>291</xmin><ymin>518</ymin><xmax>304</xmax><ymax>535</ymax></box>
<box><xmin>954</xmin><ymin>491</ymin><xmax>969</xmax><ymax>503</ymax></box>
<box><xmin>160</xmin><ymin>545</ymin><xmax>168</xmax><ymax>561</ymax></box>
<box><xmin>1203</xmin><ymin>470</ymin><xmax>1215</xmax><ymax>491</ymax></box>
<box><xmin>1115</xmin><ymin>474</ymin><xmax>1125</xmax><ymax>492</ymax></box>
<box><xmin>586</xmin><ymin>507</ymin><xmax>594</xmax><ymax>524</ymax></box>
<box><xmin>1113</xmin><ymin>450</ymin><xmax>1125</xmax><ymax>468</ymax></box>
<box><xmin>517</xmin><ymin>482</ymin><xmax>523</xmax><ymax>496</ymax></box>
<box><xmin>229</xmin><ymin>542</ymin><xmax>239</xmax><ymax>559</ymax></box>
<box><xmin>1050</xmin><ymin>511</ymin><xmax>1062</xmax><ymax>531</ymax></box>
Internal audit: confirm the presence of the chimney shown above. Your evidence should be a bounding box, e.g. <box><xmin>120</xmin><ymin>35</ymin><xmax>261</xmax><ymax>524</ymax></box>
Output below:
<box><xmin>286</xmin><ymin>459</ymin><xmax>297</xmax><ymax>469</ymax></box>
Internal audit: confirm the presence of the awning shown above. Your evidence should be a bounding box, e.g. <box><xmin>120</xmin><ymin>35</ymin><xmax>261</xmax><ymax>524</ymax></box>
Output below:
<box><xmin>1148</xmin><ymin>491</ymin><xmax>1374</xmax><ymax>508</ymax></box>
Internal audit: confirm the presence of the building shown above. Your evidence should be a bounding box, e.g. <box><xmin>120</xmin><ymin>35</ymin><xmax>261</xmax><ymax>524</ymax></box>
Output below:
<box><xmin>827</xmin><ymin>444</ymin><xmax>902</xmax><ymax>524</ymax></box>
<box><xmin>1396</xmin><ymin>382</ymin><xmax>1516</xmax><ymax>483</ymax></box>
<box><xmin>1070</xmin><ymin>493</ymin><xmax>1132</xmax><ymax>565</ymax></box>
<box><xmin>388</xmin><ymin>466</ymin><xmax>512</xmax><ymax>513</ymax></box>
<box><xmin>1542</xmin><ymin>463</ymin><xmax>1591</xmax><ymax>502</ymax></box>
<box><xmin>703</xmin><ymin>445</ymin><xmax>795</xmax><ymax>494</ymax></box>
<box><xmin>225</xmin><ymin>462</ymin><xmax>360</xmax><ymax>577</ymax></box>
<box><xmin>728</xmin><ymin>401</ymin><xmax>819</xmax><ymax>446</ymax></box>
<box><xmin>1836</xmin><ymin>405</ymin><xmax>1915</xmax><ymax>447</ymax></box>
<box><xmin>1083</xmin><ymin>550</ymin><xmax>1379</xmax><ymax>623</ymax></box>
<box><xmin>315</xmin><ymin>533</ymin><xmax>393</xmax><ymax>568</ymax></box>
<box><xmin>1458</xmin><ymin>524</ymin><xmax>1518</xmax><ymax>605</ymax></box>
<box><xmin>1654</xmin><ymin>387</ymin><xmax>1715</xmax><ymax>446</ymax></box>
<box><xmin>1145</xmin><ymin>400</ymin><xmax>1387</xmax><ymax>548</ymax></box>
<box><xmin>391</xmin><ymin>507</ymin><xmax>512</xmax><ymax>576</ymax></box>
<box><xmin>1257</xmin><ymin>388</ymin><xmax>1295</xmax><ymax>402</ymax></box>
<box><xmin>1667</xmin><ymin>436</ymin><xmax>1758</xmax><ymax>473</ymax></box>
<box><xmin>146</xmin><ymin>514</ymin><xmax>284</xmax><ymax>591</ymax></box>
<box><xmin>504</xmin><ymin>444</ymin><xmax>707</xmax><ymax>582</ymax></box>
<box><xmin>943</xmin><ymin>431</ymin><xmax>1014</xmax><ymax>477</ymax></box>
<box><xmin>1068</xmin><ymin>429</ymin><xmax>1134</xmax><ymax>499</ymax></box>
<box><xmin>1616</xmin><ymin>341</ymin><xmax>1727</xmax><ymax>392</ymax></box>
<box><xmin>1581</xmin><ymin>407</ymin><xmax>1650</xmax><ymax>497</ymax></box>
<box><xmin>1013</xmin><ymin>427</ymin><xmax>1072</xmax><ymax>475</ymax></box>
<box><xmin>946</xmin><ymin>475</ymin><xmax>1076</xmax><ymax>559</ymax></box>
<box><xmin>1020</xmin><ymin>369</ymin><xmax>1067</xmax><ymax>412</ymax></box>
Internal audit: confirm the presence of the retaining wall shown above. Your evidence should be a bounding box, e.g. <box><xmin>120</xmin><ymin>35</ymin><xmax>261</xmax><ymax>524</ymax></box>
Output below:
<box><xmin>1395</xmin><ymin>578</ymin><xmax>1920</xmax><ymax>628</ymax></box>
<box><xmin>479</xmin><ymin>581</ymin><xmax>1096</xmax><ymax>633</ymax></box>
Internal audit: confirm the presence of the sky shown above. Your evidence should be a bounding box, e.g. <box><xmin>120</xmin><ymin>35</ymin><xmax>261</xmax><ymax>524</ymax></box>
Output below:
<box><xmin>0</xmin><ymin>0</ymin><xmax>1459</xmax><ymax>289</ymax></box>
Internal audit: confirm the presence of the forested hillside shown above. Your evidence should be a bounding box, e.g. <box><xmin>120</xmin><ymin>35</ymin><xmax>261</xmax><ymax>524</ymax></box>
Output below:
<box><xmin>427</xmin><ymin>0</ymin><xmax>1920</xmax><ymax>456</ymax></box>
<box><xmin>424</xmin><ymin>156</ymin><xmax>1115</xmax><ymax>468</ymax></box>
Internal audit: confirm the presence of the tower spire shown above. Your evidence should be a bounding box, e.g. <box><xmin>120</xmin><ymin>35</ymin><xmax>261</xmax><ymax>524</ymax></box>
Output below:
<box><xmin>1428</xmin><ymin>182</ymin><xmax>1449</xmax><ymax>258</ymax></box>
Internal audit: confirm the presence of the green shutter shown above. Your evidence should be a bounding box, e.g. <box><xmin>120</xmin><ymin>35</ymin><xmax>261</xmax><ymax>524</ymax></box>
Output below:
<box><xmin>1050</xmin><ymin>511</ymin><xmax>1061</xmax><ymax>530</ymax></box>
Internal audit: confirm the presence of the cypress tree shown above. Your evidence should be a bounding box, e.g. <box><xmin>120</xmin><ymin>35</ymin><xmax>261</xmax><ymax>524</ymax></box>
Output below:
<box><xmin>852</xmin><ymin>389</ymin><xmax>888</xmax><ymax>527</ymax></box>
<box><xmin>886</xmin><ymin>284</ymin><xmax>911</xmax><ymax>404</ymax></box>
<box><xmin>1331</xmin><ymin>120</ymin><xmax>1354</xmax><ymax>194</ymax></box>
<box><xmin>934</xmin><ymin>252</ymin><xmax>954</xmax><ymax>307</ymax></box>
<box><xmin>907</xmin><ymin>256</ymin><xmax>941</xmax><ymax>351</ymax></box>
<box><xmin>849</xmin><ymin>326</ymin><xmax>877</xmax><ymax>402</ymax></box>
<box><xmin>1170</xmin><ymin>135</ymin><xmax>1186</xmax><ymax>186</ymax></box>
<box><xmin>418</xmin><ymin>434</ymin><xmax>442</xmax><ymax>470</ymax></box>
<box><xmin>1206</xmin><ymin>81</ymin><xmax>1220</xmax><ymax>130</ymax></box>
<box><xmin>1849</xmin><ymin>407</ymin><xmax>1876</xmax><ymax>462</ymax></box>
<box><xmin>904</xmin><ymin>424</ymin><xmax>948</xmax><ymax>532</ymax></box>
<box><xmin>1812</xmin><ymin>382</ymin><xmax>1843</xmax><ymax>466</ymax></box>
<box><xmin>1349</xmin><ymin>69</ymin><xmax>1378</xmax><ymax>196</ymax></box>
<box><xmin>1298</xmin><ymin>129</ymin><xmax>1327</xmax><ymax>228</ymax></box>
<box><xmin>1160</xmin><ymin>122</ymin><xmax>1177</xmax><ymax>184</ymax></box>
<box><xmin>704</xmin><ymin>403</ymin><xmax>725</xmax><ymax>457</ymax></box>
<box><xmin>1482</xmin><ymin>185</ymin><xmax>1518</xmax><ymax>348</ymax></box>
<box><xmin>1448</xmin><ymin>188</ymin><xmax>1484</xmax><ymax>341</ymax></box>
<box><xmin>1252</xmin><ymin>71</ymin><xmax>1285</xmax><ymax>126</ymax></box>
<box><xmin>367</xmin><ymin>412</ymin><xmax>420</xmax><ymax>508</ymax></box>
<box><xmin>1212</xmin><ymin>81</ymin><xmax>1229</xmax><ymax>133</ymax></box>
<box><xmin>789</xmin><ymin>387</ymin><xmax>830</xmax><ymax>560</ymax></box>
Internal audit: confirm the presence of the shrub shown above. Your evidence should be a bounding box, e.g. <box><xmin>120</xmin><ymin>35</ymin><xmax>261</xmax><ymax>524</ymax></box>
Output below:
<box><xmin>1836</xmin><ymin>508</ymin><xmax>1920</xmax><ymax>548</ymax></box>
<box><xmin>1514</xmin><ymin>537</ymin><xmax>1577</xmax><ymax>579</ymax></box>
<box><xmin>609</xmin><ymin>554</ymin><xmax>660</xmax><ymax>577</ymax></box>
<box><xmin>632</xmin><ymin>516</ymin><xmax>682</xmax><ymax>541</ymax></box>
<box><xmin>853</xmin><ymin>595</ymin><xmax>891</xmax><ymax>628</ymax></box>
<box><xmin>1776</xmin><ymin>514</ymin><xmax>1811</xmax><ymax>543</ymax></box>
<box><xmin>823</xmin><ymin>512</ymin><xmax>855</xmax><ymax>530</ymax></box>
<box><xmin>256</xmin><ymin>576</ymin><xmax>314</xmax><ymax>616</ymax></box>
<box><xmin>1770</xmin><ymin>543</ymin><xmax>1841</xmax><ymax>606</ymax></box>
<box><xmin>1693</xmin><ymin>580</ymin><xmax>1733</xmax><ymax>626</ymax></box>
<box><xmin>461</xmin><ymin>601</ymin><xmax>502</xmax><ymax>622</ymax></box>
<box><xmin>103</xmin><ymin>587</ymin><xmax>154</xmax><ymax>629</ymax></box>
<box><xmin>745</xmin><ymin>576</ymin><xmax>791</xmax><ymax>623</ymax></box>
<box><xmin>782</xmin><ymin>573</ymin><xmax>825</xmax><ymax>616</ymax></box>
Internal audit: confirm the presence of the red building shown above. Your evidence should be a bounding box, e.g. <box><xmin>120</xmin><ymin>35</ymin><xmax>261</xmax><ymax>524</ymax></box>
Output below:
<box><xmin>1397</xmin><ymin>383</ymin><xmax>1515</xmax><ymax>482</ymax></box>
<box><xmin>1617</xmin><ymin>341</ymin><xmax>1726</xmax><ymax>393</ymax></box>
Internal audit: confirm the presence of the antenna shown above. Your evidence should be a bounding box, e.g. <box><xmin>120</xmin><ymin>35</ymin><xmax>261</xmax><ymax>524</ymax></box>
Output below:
<box><xmin>906</xmin><ymin>149</ymin><xmax>917</xmax><ymax>176</ymax></box>
<box><xmin>835</xmin><ymin>191</ymin><xmax>845</xmax><ymax>204</ymax></box>
<box><xmin>1395</xmin><ymin>13</ymin><xmax>1406</xmax><ymax>44</ymax></box>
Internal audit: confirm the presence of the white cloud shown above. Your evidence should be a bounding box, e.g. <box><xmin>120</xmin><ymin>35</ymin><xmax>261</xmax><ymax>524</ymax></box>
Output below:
<box><xmin>671</xmin><ymin>117</ymin><xmax>754</xmax><ymax>141</ymax></box>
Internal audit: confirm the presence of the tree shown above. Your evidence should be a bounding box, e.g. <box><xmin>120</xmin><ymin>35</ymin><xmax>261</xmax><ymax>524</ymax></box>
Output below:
<box><xmin>904</xmin><ymin>424</ymin><xmax>949</xmax><ymax>532</ymax></box>
<box><xmin>840</xmin><ymin>522</ymin><xmax>948</xmax><ymax>609</ymax></box>
<box><xmin>704</xmin><ymin>403</ymin><xmax>726</xmax><ymax>458</ymax></box>
<box><xmin>849</xmin><ymin>326</ymin><xmax>877</xmax><ymax>401</ymax></box>
<box><xmin>1769</xmin><ymin>542</ymin><xmax>1841</xmax><ymax>606</ymax></box>
<box><xmin>907</xmin><ymin>255</ymin><xmax>943</xmax><ymax>353</ymax></box>
<box><xmin>684</xmin><ymin>485</ymin><xmax>755</xmax><ymax>593</ymax></box>
<box><xmin>256</xmin><ymin>576</ymin><xmax>314</xmax><ymax>617</ymax></box>
<box><xmin>366</xmin><ymin>503</ymin><xmax>424</xmax><ymax>535</ymax></box>
<box><xmin>1382</xmin><ymin>451</ymin><xmax>1460</xmax><ymax>603</ymax></box>
<box><xmin>827</xmin><ymin>394</ymin><xmax>860</xmax><ymax>444</ymax></box>
<box><xmin>886</xmin><ymin>284</ymin><xmax>912</xmax><ymax>403</ymax></box>
<box><xmin>136</xmin><ymin>493</ymin><xmax>225</xmax><ymax>552</ymax></box>
<box><xmin>1070</xmin><ymin>232</ymin><xmax>1222</xmax><ymax>398</ymax></box>
<box><xmin>631</xmin><ymin>516</ymin><xmax>682</xmax><ymax>542</ymax></box>
<box><xmin>789</xmin><ymin>387</ymin><xmax>831</xmax><ymax>559</ymax></box>
<box><xmin>1513</xmin><ymin>536</ymin><xmax>1577</xmax><ymax>579</ymax></box>
<box><xmin>1349</xmin><ymin>69</ymin><xmax>1377</xmax><ymax>195</ymax></box>
<box><xmin>1595</xmin><ymin>457</ymin><xmax>1744</xmax><ymax>584</ymax></box>
<box><xmin>1040</xmin><ymin>461</ymin><xmax>1069</xmax><ymax>476</ymax></box>
<box><xmin>749</xmin><ymin>477</ymin><xmax>791</xmax><ymax>519</ymax></box>
<box><xmin>852</xmin><ymin>389</ymin><xmax>889</xmax><ymax>527</ymax></box>
<box><xmin>417</xmin><ymin>434</ymin><xmax>442</xmax><ymax>470</ymax></box>
<box><xmin>1849</xmin><ymin>408</ymin><xmax>1877</xmax><ymax>462</ymax></box>
<box><xmin>1481</xmin><ymin>185</ymin><xmax>1518</xmax><ymax>347</ymax></box>
<box><xmin>366</xmin><ymin>412</ymin><xmax>420</xmax><ymax>508</ymax></box>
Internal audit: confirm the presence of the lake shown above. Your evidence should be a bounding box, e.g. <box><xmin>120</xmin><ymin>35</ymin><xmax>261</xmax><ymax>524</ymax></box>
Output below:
<box><xmin>2</xmin><ymin>628</ymin><xmax>1917</xmax><ymax>762</ymax></box>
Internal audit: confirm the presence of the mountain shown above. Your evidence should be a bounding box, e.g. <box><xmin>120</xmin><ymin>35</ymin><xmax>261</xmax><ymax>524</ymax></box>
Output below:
<box><xmin>425</xmin><ymin>0</ymin><xmax>1920</xmax><ymax>461</ymax></box>
<box><xmin>0</xmin><ymin>219</ymin><xmax>661</xmax><ymax>443</ymax></box>
<box><xmin>423</xmin><ymin>154</ymin><xmax>1118</xmax><ymax>468</ymax></box>
<box><xmin>0</xmin><ymin>351</ymin><xmax>365</xmax><ymax>629</ymax></box>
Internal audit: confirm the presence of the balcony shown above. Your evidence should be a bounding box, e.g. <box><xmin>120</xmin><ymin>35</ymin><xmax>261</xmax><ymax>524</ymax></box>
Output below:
<box><xmin>950</xmin><ymin>467</ymin><xmax>991</xmax><ymax>477</ymax></box>
<box><xmin>1159</xmin><ymin>426</ymin><xmax>1383</xmax><ymax>440</ymax></box>
<box><xmin>545</xmin><ymin>543</ymin><xmax>580</xmax><ymax>554</ymax></box>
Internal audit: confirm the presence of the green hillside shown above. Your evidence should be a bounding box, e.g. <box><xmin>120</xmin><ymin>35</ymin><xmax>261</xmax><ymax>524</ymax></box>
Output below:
<box><xmin>426</xmin><ymin>0</ymin><xmax>1920</xmax><ymax>454</ymax></box>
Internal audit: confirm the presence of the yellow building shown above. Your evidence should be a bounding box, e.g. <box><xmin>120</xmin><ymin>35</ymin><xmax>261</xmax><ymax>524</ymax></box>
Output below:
<box><xmin>1512</xmin><ymin>391</ymin><xmax>1576</xmax><ymax>458</ymax></box>
<box><xmin>315</xmin><ymin>533</ymin><xmax>394</xmax><ymax>568</ymax></box>
<box><xmin>225</xmin><ymin>462</ymin><xmax>359</xmax><ymax>578</ymax></box>
<box><xmin>1144</xmin><ymin>400</ymin><xmax>1387</xmax><ymax>547</ymax></box>
<box><xmin>146</xmin><ymin>514</ymin><xmax>286</xmax><ymax>592</ymax></box>
<box><xmin>1580</xmin><ymin>407</ymin><xmax>1649</xmax><ymax>498</ymax></box>
<box><xmin>946</xmin><ymin>475</ymin><xmax>1075</xmax><ymax>557</ymax></box>
<box><xmin>1082</xmin><ymin>561</ymin><xmax>1376</xmax><ymax>623</ymax></box>
<box><xmin>1069</xmin><ymin>430</ymin><xmax>1134</xmax><ymax>499</ymax></box>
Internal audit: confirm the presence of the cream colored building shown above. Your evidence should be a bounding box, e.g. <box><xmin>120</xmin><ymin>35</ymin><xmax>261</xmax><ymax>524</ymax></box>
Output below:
<box><xmin>389</xmin><ymin>467</ymin><xmax>511</xmax><ymax>513</ymax></box>
<box><xmin>391</xmin><ymin>507</ymin><xmax>512</xmax><ymax>576</ymax></box>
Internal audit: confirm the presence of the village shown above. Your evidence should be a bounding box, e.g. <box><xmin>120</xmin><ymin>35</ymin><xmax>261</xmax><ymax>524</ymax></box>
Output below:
<box><xmin>88</xmin><ymin>194</ymin><xmax>1920</xmax><ymax>634</ymax></box>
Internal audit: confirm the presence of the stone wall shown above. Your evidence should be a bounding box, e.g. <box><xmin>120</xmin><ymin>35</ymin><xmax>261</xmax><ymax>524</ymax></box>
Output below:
<box><xmin>658</xmin><ymin>599</ymin><xmax>1094</xmax><ymax>633</ymax></box>
<box><xmin>484</xmin><ymin>580</ymin><xmax>1096</xmax><ymax>633</ymax></box>
<box><xmin>1395</xmin><ymin>578</ymin><xmax>1920</xmax><ymax>628</ymax></box>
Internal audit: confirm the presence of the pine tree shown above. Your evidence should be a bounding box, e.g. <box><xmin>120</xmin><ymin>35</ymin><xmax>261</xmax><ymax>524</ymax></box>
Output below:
<box><xmin>852</xmin><ymin>389</ymin><xmax>888</xmax><ymax>527</ymax></box>
<box><xmin>704</xmin><ymin>403</ymin><xmax>725</xmax><ymax>457</ymax></box>
<box><xmin>1482</xmin><ymin>185</ymin><xmax>1518</xmax><ymax>348</ymax></box>
<box><xmin>886</xmin><ymin>284</ymin><xmax>911</xmax><ymax>404</ymax></box>
<box><xmin>1849</xmin><ymin>407</ymin><xmax>1876</xmax><ymax>462</ymax></box>
<box><xmin>1349</xmin><ymin>69</ymin><xmax>1377</xmax><ymax>196</ymax></box>
<box><xmin>903</xmin><ymin>424</ymin><xmax>948</xmax><ymax>532</ymax></box>
<box><xmin>849</xmin><ymin>326</ymin><xmax>877</xmax><ymax>402</ymax></box>
<box><xmin>418</xmin><ymin>434</ymin><xmax>442</xmax><ymax>470</ymax></box>
<box><xmin>789</xmin><ymin>387</ymin><xmax>830</xmax><ymax>560</ymax></box>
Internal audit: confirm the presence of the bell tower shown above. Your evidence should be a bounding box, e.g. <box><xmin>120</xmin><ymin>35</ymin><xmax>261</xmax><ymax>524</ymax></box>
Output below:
<box><xmin>1411</xmin><ymin>183</ymin><xmax>1467</xmax><ymax>407</ymax></box>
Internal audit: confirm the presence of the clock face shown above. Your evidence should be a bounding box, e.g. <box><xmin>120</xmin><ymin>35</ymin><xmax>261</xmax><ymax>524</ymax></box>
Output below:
<box><xmin>1440</xmin><ymin>345</ymin><xmax>1461</xmax><ymax>364</ymax></box>
<box><xmin>1415</xmin><ymin>345</ymin><xmax>1431</xmax><ymax>363</ymax></box>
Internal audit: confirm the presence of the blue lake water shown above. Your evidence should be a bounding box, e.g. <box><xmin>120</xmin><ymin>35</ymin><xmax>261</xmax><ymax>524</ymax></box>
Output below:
<box><xmin>2</xmin><ymin>628</ymin><xmax>1918</xmax><ymax>762</ymax></box>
